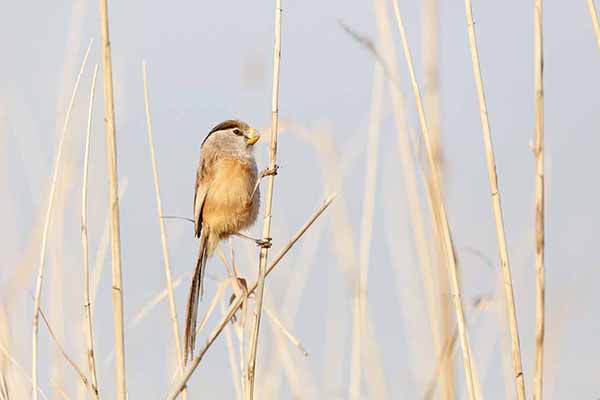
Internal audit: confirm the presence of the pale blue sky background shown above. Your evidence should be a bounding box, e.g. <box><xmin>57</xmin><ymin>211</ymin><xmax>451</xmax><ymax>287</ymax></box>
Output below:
<box><xmin>1</xmin><ymin>0</ymin><xmax>600</xmax><ymax>399</ymax></box>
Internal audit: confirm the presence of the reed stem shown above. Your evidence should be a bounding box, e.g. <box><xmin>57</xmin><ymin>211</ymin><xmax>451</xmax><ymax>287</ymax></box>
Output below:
<box><xmin>464</xmin><ymin>1</ymin><xmax>526</xmax><ymax>398</ymax></box>
<box><xmin>246</xmin><ymin>0</ymin><xmax>283</xmax><ymax>398</ymax></box>
<box><xmin>99</xmin><ymin>1</ymin><xmax>127</xmax><ymax>397</ymax></box>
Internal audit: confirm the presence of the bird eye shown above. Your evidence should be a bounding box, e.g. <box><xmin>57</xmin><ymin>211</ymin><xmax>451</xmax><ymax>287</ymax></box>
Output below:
<box><xmin>233</xmin><ymin>129</ymin><xmax>242</xmax><ymax>136</ymax></box>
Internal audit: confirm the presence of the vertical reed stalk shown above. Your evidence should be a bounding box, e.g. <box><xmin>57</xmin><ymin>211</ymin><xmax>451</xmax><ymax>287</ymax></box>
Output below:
<box><xmin>142</xmin><ymin>62</ymin><xmax>187</xmax><ymax>400</ymax></box>
<box><xmin>370</xmin><ymin>2</ymin><xmax>451</xmax><ymax>395</ymax></box>
<box><xmin>246</xmin><ymin>0</ymin><xmax>282</xmax><ymax>398</ymax></box>
<box><xmin>422</xmin><ymin>0</ymin><xmax>443</xmax><ymax>171</ymax></box>
<box><xmin>587</xmin><ymin>0</ymin><xmax>600</xmax><ymax>49</ymax></box>
<box><xmin>421</xmin><ymin>1</ymin><xmax>455</xmax><ymax>395</ymax></box>
<box><xmin>99</xmin><ymin>1</ymin><xmax>127</xmax><ymax>398</ymax></box>
<box><xmin>221</xmin><ymin>301</ymin><xmax>242</xmax><ymax>400</ymax></box>
<box><xmin>31</xmin><ymin>40</ymin><xmax>93</xmax><ymax>400</ymax></box>
<box><xmin>389</xmin><ymin>1</ymin><xmax>476</xmax><ymax>398</ymax></box>
<box><xmin>464</xmin><ymin>1</ymin><xmax>526</xmax><ymax>398</ymax></box>
<box><xmin>81</xmin><ymin>64</ymin><xmax>100</xmax><ymax>400</ymax></box>
<box><xmin>533</xmin><ymin>0</ymin><xmax>545</xmax><ymax>398</ymax></box>
<box><xmin>349</xmin><ymin>63</ymin><xmax>384</xmax><ymax>400</ymax></box>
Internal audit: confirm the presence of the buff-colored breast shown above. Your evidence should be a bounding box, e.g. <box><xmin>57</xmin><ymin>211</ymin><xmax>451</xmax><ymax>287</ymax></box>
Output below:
<box><xmin>202</xmin><ymin>158</ymin><xmax>259</xmax><ymax>239</ymax></box>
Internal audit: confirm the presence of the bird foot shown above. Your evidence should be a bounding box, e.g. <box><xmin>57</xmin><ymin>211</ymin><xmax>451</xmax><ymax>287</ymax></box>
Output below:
<box><xmin>260</xmin><ymin>165</ymin><xmax>279</xmax><ymax>178</ymax></box>
<box><xmin>255</xmin><ymin>237</ymin><xmax>272</xmax><ymax>248</ymax></box>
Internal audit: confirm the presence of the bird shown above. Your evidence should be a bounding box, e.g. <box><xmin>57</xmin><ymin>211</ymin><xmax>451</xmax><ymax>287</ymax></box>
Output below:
<box><xmin>184</xmin><ymin>119</ymin><xmax>273</xmax><ymax>363</ymax></box>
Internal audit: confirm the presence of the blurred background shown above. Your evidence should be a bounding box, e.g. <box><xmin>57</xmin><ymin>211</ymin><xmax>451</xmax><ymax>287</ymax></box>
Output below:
<box><xmin>1</xmin><ymin>0</ymin><xmax>600</xmax><ymax>398</ymax></box>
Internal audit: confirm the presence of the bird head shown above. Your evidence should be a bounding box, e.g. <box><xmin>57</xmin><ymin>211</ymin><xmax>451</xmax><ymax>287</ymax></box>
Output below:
<box><xmin>202</xmin><ymin>120</ymin><xmax>261</xmax><ymax>155</ymax></box>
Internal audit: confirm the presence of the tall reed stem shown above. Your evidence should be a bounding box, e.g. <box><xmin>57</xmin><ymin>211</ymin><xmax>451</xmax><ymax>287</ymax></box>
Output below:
<box><xmin>81</xmin><ymin>64</ymin><xmax>100</xmax><ymax>400</ymax></box>
<box><xmin>349</xmin><ymin>63</ymin><xmax>384</xmax><ymax>400</ymax></box>
<box><xmin>464</xmin><ymin>1</ymin><xmax>526</xmax><ymax>399</ymax></box>
<box><xmin>246</xmin><ymin>0</ymin><xmax>282</xmax><ymax>398</ymax></box>
<box><xmin>389</xmin><ymin>1</ymin><xmax>476</xmax><ymax>398</ymax></box>
<box><xmin>142</xmin><ymin>62</ymin><xmax>187</xmax><ymax>400</ymax></box>
<box><xmin>534</xmin><ymin>0</ymin><xmax>545</xmax><ymax>398</ymax></box>
<box><xmin>99</xmin><ymin>1</ymin><xmax>127</xmax><ymax>398</ymax></box>
<box><xmin>31</xmin><ymin>40</ymin><xmax>93</xmax><ymax>400</ymax></box>
<box><xmin>421</xmin><ymin>0</ymin><xmax>454</xmax><ymax>395</ymax></box>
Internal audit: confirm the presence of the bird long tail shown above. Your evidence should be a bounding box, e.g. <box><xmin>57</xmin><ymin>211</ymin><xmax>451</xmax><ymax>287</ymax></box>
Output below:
<box><xmin>184</xmin><ymin>229</ymin><xmax>208</xmax><ymax>364</ymax></box>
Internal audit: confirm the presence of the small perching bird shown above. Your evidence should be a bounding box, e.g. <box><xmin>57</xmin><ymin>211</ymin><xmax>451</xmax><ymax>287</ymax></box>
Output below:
<box><xmin>185</xmin><ymin>119</ymin><xmax>272</xmax><ymax>362</ymax></box>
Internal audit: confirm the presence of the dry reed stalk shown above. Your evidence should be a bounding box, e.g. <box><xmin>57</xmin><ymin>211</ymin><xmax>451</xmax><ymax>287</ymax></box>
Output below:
<box><xmin>533</xmin><ymin>0</ymin><xmax>545</xmax><ymax>398</ymax></box>
<box><xmin>50</xmin><ymin>4</ymin><xmax>88</xmax><ymax>386</ymax></box>
<box><xmin>245</xmin><ymin>0</ymin><xmax>283</xmax><ymax>397</ymax></box>
<box><xmin>239</xmin><ymin>311</ymin><xmax>247</xmax><ymax>397</ymax></box>
<box><xmin>264</xmin><ymin>306</ymin><xmax>309</xmax><ymax>358</ymax></box>
<box><xmin>288</xmin><ymin>126</ymin><xmax>356</xmax><ymax>281</ymax></box>
<box><xmin>216</xmin><ymin>247</ymin><xmax>236</xmax><ymax>278</ymax></box>
<box><xmin>362</xmin><ymin>314</ymin><xmax>389</xmax><ymax>399</ymax></box>
<box><xmin>263</xmin><ymin>299</ymin><xmax>316</xmax><ymax>399</ymax></box>
<box><xmin>323</xmin><ymin>144</ymin><xmax>390</xmax><ymax>398</ymax></box>
<box><xmin>221</xmin><ymin>301</ymin><xmax>242</xmax><ymax>400</ymax></box>
<box><xmin>129</xmin><ymin>274</ymin><xmax>186</xmax><ymax>327</ymax></box>
<box><xmin>91</xmin><ymin>178</ymin><xmax>129</xmax><ymax>302</ymax></box>
<box><xmin>262</xmin><ymin>219</ymin><xmax>323</xmax><ymax>399</ymax></box>
<box><xmin>215</xmin><ymin>250</ymin><xmax>246</xmax><ymax>398</ymax></box>
<box><xmin>422</xmin><ymin>0</ymin><xmax>443</xmax><ymax>170</ymax></box>
<box><xmin>289</xmin><ymin>125</ymin><xmax>389</xmax><ymax>397</ymax></box>
<box><xmin>464</xmin><ymin>1</ymin><xmax>526</xmax><ymax>398</ymax></box>
<box><xmin>99</xmin><ymin>0</ymin><xmax>127</xmax><ymax>397</ymax></box>
<box><xmin>31</xmin><ymin>40</ymin><xmax>93</xmax><ymax>400</ymax></box>
<box><xmin>461</xmin><ymin>244</ymin><xmax>532</xmax><ymax>398</ymax></box>
<box><xmin>424</xmin><ymin>296</ymin><xmax>494</xmax><ymax>400</ymax></box>
<box><xmin>38</xmin><ymin>309</ymin><xmax>94</xmax><ymax>397</ymax></box>
<box><xmin>81</xmin><ymin>64</ymin><xmax>100</xmax><ymax>400</ymax></box>
<box><xmin>165</xmin><ymin>194</ymin><xmax>335</xmax><ymax>400</ymax></box>
<box><xmin>421</xmin><ymin>1</ymin><xmax>454</xmax><ymax>395</ymax></box>
<box><xmin>389</xmin><ymin>1</ymin><xmax>476</xmax><ymax>397</ymax></box>
<box><xmin>49</xmin><ymin>175</ymin><xmax>66</xmax><ymax>399</ymax></box>
<box><xmin>142</xmin><ymin>62</ymin><xmax>187</xmax><ymax>400</ymax></box>
<box><xmin>101</xmin><ymin>274</ymin><xmax>187</xmax><ymax>370</ymax></box>
<box><xmin>370</xmin><ymin>1</ymin><xmax>451</xmax><ymax>393</ymax></box>
<box><xmin>229</xmin><ymin>238</ymin><xmax>241</xmax><ymax>277</ymax></box>
<box><xmin>587</xmin><ymin>0</ymin><xmax>600</xmax><ymax>49</ymax></box>
<box><xmin>48</xmin><ymin>150</ymin><xmax>68</xmax><ymax>399</ymax></box>
<box><xmin>349</xmin><ymin>62</ymin><xmax>384</xmax><ymax>400</ymax></box>
<box><xmin>0</xmin><ymin>341</ymin><xmax>50</xmax><ymax>400</ymax></box>
<box><xmin>291</xmin><ymin>128</ymin><xmax>356</xmax><ymax>278</ymax></box>
<box><xmin>266</xmin><ymin>329</ymin><xmax>303</xmax><ymax>399</ymax></box>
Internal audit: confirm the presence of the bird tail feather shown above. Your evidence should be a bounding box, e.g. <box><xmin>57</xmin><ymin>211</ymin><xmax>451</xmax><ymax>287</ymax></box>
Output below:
<box><xmin>184</xmin><ymin>230</ymin><xmax>208</xmax><ymax>364</ymax></box>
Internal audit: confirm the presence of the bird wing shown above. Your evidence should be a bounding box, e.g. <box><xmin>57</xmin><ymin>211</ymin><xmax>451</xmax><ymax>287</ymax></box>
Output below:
<box><xmin>193</xmin><ymin>159</ymin><xmax>210</xmax><ymax>238</ymax></box>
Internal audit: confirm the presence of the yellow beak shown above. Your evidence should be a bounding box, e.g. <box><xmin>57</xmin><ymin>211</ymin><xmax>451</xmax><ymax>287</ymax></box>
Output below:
<box><xmin>246</xmin><ymin>129</ymin><xmax>260</xmax><ymax>145</ymax></box>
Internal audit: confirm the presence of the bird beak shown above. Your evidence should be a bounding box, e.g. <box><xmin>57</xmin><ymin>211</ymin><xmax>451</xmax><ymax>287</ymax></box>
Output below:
<box><xmin>246</xmin><ymin>128</ymin><xmax>260</xmax><ymax>145</ymax></box>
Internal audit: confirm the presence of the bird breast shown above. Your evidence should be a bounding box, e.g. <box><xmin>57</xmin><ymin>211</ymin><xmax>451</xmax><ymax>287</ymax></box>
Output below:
<box><xmin>202</xmin><ymin>158</ymin><xmax>259</xmax><ymax>237</ymax></box>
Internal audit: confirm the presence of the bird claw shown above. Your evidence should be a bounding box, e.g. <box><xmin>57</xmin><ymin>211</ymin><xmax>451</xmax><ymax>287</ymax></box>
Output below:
<box><xmin>255</xmin><ymin>237</ymin><xmax>272</xmax><ymax>248</ymax></box>
<box><xmin>260</xmin><ymin>165</ymin><xmax>279</xmax><ymax>178</ymax></box>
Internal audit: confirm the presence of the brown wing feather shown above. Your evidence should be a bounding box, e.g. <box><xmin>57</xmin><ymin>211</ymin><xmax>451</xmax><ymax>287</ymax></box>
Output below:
<box><xmin>193</xmin><ymin>156</ymin><xmax>214</xmax><ymax>238</ymax></box>
<box><xmin>193</xmin><ymin>171</ymin><xmax>205</xmax><ymax>238</ymax></box>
